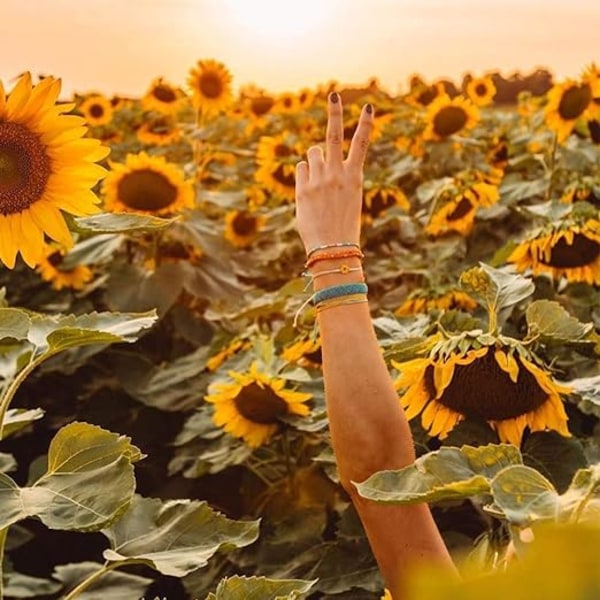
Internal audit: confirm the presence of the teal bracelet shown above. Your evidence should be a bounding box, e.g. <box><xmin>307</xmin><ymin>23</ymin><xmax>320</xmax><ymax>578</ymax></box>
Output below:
<box><xmin>312</xmin><ymin>282</ymin><xmax>368</xmax><ymax>305</ymax></box>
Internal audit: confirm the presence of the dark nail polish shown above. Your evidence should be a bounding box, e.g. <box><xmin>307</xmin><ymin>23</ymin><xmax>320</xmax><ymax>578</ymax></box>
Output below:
<box><xmin>365</xmin><ymin>103</ymin><xmax>373</xmax><ymax>114</ymax></box>
<box><xmin>330</xmin><ymin>92</ymin><xmax>339</xmax><ymax>103</ymax></box>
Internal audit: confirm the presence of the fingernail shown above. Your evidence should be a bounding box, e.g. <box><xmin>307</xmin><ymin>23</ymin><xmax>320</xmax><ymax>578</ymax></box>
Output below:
<box><xmin>365</xmin><ymin>103</ymin><xmax>373</xmax><ymax>114</ymax></box>
<box><xmin>330</xmin><ymin>92</ymin><xmax>339</xmax><ymax>103</ymax></box>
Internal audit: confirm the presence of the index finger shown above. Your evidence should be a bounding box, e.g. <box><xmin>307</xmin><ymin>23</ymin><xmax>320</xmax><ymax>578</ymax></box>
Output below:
<box><xmin>325</xmin><ymin>92</ymin><xmax>344</xmax><ymax>166</ymax></box>
<box><xmin>346</xmin><ymin>103</ymin><xmax>373</xmax><ymax>169</ymax></box>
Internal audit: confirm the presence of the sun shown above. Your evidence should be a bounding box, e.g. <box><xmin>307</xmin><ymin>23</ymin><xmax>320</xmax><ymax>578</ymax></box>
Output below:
<box><xmin>220</xmin><ymin>0</ymin><xmax>336</xmax><ymax>40</ymax></box>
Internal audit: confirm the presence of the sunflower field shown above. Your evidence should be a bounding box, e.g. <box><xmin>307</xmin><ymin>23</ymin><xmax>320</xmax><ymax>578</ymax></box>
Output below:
<box><xmin>0</xmin><ymin>60</ymin><xmax>599</xmax><ymax>599</ymax></box>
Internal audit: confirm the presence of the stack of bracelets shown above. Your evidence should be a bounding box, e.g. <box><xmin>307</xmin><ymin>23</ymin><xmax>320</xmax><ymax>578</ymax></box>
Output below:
<box><xmin>293</xmin><ymin>242</ymin><xmax>368</xmax><ymax>327</ymax></box>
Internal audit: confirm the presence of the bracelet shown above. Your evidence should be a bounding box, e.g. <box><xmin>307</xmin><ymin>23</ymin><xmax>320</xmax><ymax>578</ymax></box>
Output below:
<box><xmin>306</xmin><ymin>242</ymin><xmax>361</xmax><ymax>259</ymax></box>
<box><xmin>316</xmin><ymin>294</ymin><xmax>368</xmax><ymax>313</ymax></box>
<box><xmin>313</xmin><ymin>282</ymin><xmax>368</xmax><ymax>305</ymax></box>
<box><xmin>303</xmin><ymin>264</ymin><xmax>363</xmax><ymax>279</ymax></box>
<box><xmin>305</xmin><ymin>248</ymin><xmax>364</xmax><ymax>269</ymax></box>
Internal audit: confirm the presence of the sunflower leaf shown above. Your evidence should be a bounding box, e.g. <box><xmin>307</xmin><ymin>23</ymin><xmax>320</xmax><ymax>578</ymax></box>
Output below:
<box><xmin>0</xmin><ymin>422</ymin><xmax>141</xmax><ymax>531</ymax></box>
<box><xmin>354</xmin><ymin>444</ymin><xmax>522</xmax><ymax>505</ymax></box>
<box><xmin>489</xmin><ymin>465</ymin><xmax>559</xmax><ymax>524</ymax></box>
<box><xmin>2</xmin><ymin>407</ymin><xmax>45</xmax><ymax>439</ymax></box>
<box><xmin>0</xmin><ymin>308</ymin><xmax>31</xmax><ymax>341</ymax></box>
<box><xmin>70</xmin><ymin>212</ymin><xmax>178</xmax><ymax>233</ymax></box>
<box><xmin>526</xmin><ymin>299</ymin><xmax>593</xmax><ymax>342</ymax></box>
<box><xmin>206</xmin><ymin>575</ymin><xmax>317</xmax><ymax>600</ymax></box>
<box><xmin>102</xmin><ymin>495</ymin><xmax>260</xmax><ymax>577</ymax></box>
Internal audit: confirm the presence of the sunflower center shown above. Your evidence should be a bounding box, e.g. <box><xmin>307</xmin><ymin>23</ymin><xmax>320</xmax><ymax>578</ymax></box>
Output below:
<box><xmin>47</xmin><ymin>251</ymin><xmax>64</xmax><ymax>267</ymax></box>
<box><xmin>558</xmin><ymin>84</ymin><xmax>592</xmax><ymax>120</ymax></box>
<box><xmin>0</xmin><ymin>121</ymin><xmax>51</xmax><ymax>215</ymax></box>
<box><xmin>153</xmin><ymin>84</ymin><xmax>177</xmax><ymax>103</ymax></box>
<box><xmin>233</xmin><ymin>382</ymin><xmax>288</xmax><ymax>424</ymax></box>
<box><xmin>366</xmin><ymin>191</ymin><xmax>395</xmax><ymax>217</ymax></box>
<box><xmin>475</xmin><ymin>83</ymin><xmax>488</xmax><ymax>96</ymax></box>
<box><xmin>425</xmin><ymin>350</ymin><xmax>548</xmax><ymax>420</ymax></box>
<box><xmin>433</xmin><ymin>106</ymin><xmax>469</xmax><ymax>137</ymax></box>
<box><xmin>232</xmin><ymin>211</ymin><xmax>258</xmax><ymax>236</ymax></box>
<box><xmin>199</xmin><ymin>73</ymin><xmax>224</xmax><ymax>99</ymax></box>
<box><xmin>117</xmin><ymin>169</ymin><xmax>178</xmax><ymax>211</ymax></box>
<box><xmin>541</xmin><ymin>233</ymin><xmax>600</xmax><ymax>268</ymax></box>
<box><xmin>251</xmin><ymin>96</ymin><xmax>274</xmax><ymax>116</ymax></box>
<box><xmin>89</xmin><ymin>104</ymin><xmax>105</xmax><ymax>119</ymax></box>
<box><xmin>417</xmin><ymin>86</ymin><xmax>438</xmax><ymax>106</ymax></box>
<box><xmin>272</xmin><ymin>164</ymin><xmax>296</xmax><ymax>187</ymax></box>
<box><xmin>447</xmin><ymin>196</ymin><xmax>473</xmax><ymax>220</ymax></box>
<box><xmin>274</xmin><ymin>143</ymin><xmax>292</xmax><ymax>158</ymax></box>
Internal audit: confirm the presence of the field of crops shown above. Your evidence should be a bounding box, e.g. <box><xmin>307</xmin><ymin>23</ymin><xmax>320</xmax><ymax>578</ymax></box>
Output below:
<box><xmin>0</xmin><ymin>60</ymin><xmax>599</xmax><ymax>599</ymax></box>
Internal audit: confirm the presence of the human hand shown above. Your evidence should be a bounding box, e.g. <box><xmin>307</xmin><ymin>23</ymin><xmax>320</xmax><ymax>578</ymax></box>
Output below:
<box><xmin>294</xmin><ymin>93</ymin><xmax>374</xmax><ymax>254</ymax></box>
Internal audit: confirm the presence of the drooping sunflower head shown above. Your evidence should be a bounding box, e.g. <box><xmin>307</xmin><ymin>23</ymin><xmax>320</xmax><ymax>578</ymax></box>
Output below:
<box><xmin>224</xmin><ymin>209</ymin><xmax>267</xmax><ymax>248</ymax></box>
<box><xmin>206</xmin><ymin>338</ymin><xmax>251</xmax><ymax>372</ymax></box>
<box><xmin>282</xmin><ymin>335</ymin><xmax>322</xmax><ymax>368</ymax></box>
<box><xmin>187</xmin><ymin>59</ymin><xmax>233</xmax><ymax>115</ymax></box>
<box><xmin>423</xmin><ymin>94</ymin><xmax>480</xmax><ymax>141</ymax></box>
<box><xmin>392</xmin><ymin>340</ymin><xmax>571</xmax><ymax>445</ymax></box>
<box><xmin>136</xmin><ymin>116</ymin><xmax>181</xmax><ymax>147</ymax></box>
<box><xmin>102</xmin><ymin>152</ymin><xmax>195</xmax><ymax>216</ymax></box>
<box><xmin>363</xmin><ymin>184</ymin><xmax>410</xmax><ymax>221</ymax></box>
<box><xmin>0</xmin><ymin>73</ymin><xmax>109</xmax><ymax>269</ymax></box>
<box><xmin>254</xmin><ymin>133</ymin><xmax>301</xmax><ymax>202</ymax></box>
<box><xmin>545</xmin><ymin>72</ymin><xmax>600</xmax><ymax>142</ymax></box>
<box><xmin>465</xmin><ymin>75</ymin><xmax>497</xmax><ymax>107</ymax></box>
<box><xmin>205</xmin><ymin>361</ymin><xmax>312</xmax><ymax>447</ymax></box>
<box><xmin>395</xmin><ymin>288</ymin><xmax>478</xmax><ymax>317</ymax></box>
<box><xmin>79</xmin><ymin>93</ymin><xmax>114</xmax><ymax>127</ymax></box>
<box><xmin>560</xmin><ymin>177</ymin><xmax>600</xmax><ymax>208</ymax></box>
<box><xmin>36</xmin><ymin>245</ymin><xmax>94</xmax><ymax>291</ymax></box>
<box><xmin>507</xmin><ymin>216</ymin><xmax>600</xmax><ymax>285</ymax></box>
<box><xmin>141</xmin><ymin>77</ymin><xmax>185</xmax><ymax>115</ymax></box>
<box><xmin>405</xmin><ymin>81</ymin><xmax>446</xmax><ymax>108</ymax></box>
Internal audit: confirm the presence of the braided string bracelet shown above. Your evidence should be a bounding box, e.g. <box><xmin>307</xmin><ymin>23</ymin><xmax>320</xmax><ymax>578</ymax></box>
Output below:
<box><xmin>315</xmin><ymin>293</ymin><xmax>369</xmax><ymax>314</ymax></box>
<box><xmin>301</xmin><ymin>263</ymin><xmax>363</xmax><ymax>290</ymax></box>
<box><xmin>306</xmin><ymin>242</ymin><xmax>361</xmax><ymax>260</ymax></box>
<box><xmin>305</xmin><ymin>248</ymin><xmax>364</xmax><ymax>269</ymax></box>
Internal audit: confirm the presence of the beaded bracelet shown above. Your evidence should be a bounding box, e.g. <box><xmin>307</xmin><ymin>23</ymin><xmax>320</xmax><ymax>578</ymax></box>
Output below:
<box><xmin>305</xmin><ymin>248</ymin><xmax>364</xmax><ymax>269</ymax></box>
<box><xmin>312</xmin><ymin>282</ymin><xmax>368</xmax><ymax>305</ymax></box>
<box><xmin>306</xmin><ymin>242</ymin><xmax>361</xmax><ymax>260</ymax></box>
<box><xmin>303</xmin><ymin>264</ymin><xmax>363</xmax><ymax>280</ymax></box>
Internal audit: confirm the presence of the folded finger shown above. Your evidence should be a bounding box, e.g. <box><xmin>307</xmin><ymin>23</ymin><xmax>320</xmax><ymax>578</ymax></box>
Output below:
<box><xmin>307</xmin><ymin>145</ymin><xmax>325</xmax><ymax>179</ymax></box>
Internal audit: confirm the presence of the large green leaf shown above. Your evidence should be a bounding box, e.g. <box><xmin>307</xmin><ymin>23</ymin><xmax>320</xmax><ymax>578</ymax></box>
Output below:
<box><xmin>206</xmin><ymin>576</ymin><xmax>316</xmax><ymax>600</ymax></box>
<box><xmin>490</xmin><ymin>465</ymin><xmax>559</xmax><ymax>524</ymax></box>
<box><xmin>71</xmin><ymin>212</ymin><xmax>178</xmax><ymax>233</ymax></box>
<box><xmin>0</xmin><ymin>423</ymin><xmax>141</xmax><ymax>531</ymax></box>
<box><xmin>526</xmin><ymin>299</ymin><xmax>593</xmax><ymax>342</ymax></box>
<box><xmin>355</xmin><ymin>444</ymin><xmax>522</xmax><ymax>505</ymax></box>
<box><xmin>2</xmin><ymin>408</ymin><xmax>44</xmax><ymax>439</ymax></box>
<box><xmin>102</xmin><ymin>495</ymin><xmax>260</xmax><ymax>577</ymax></box>
<box><xmin>0</xmin><ymin>309</ymin><xmax>31</xmax><ymax>342</ymax></box>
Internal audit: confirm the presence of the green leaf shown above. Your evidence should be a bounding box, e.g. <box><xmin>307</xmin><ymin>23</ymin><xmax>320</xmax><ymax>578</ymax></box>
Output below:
<box><xmin>3</xmin><ymin>570</ymin><xmax>62</xmax><ymax>598</ymax></box>
<box><xmin>0</xmin><ymin>309</ymin><xmax>31</xmax><ymax>341</ymax></box>
<box><xmin>102</xmin><ymin>495</ymin><xmax>260</xmax><ymax>577</ymax></box>
<box><xmin>71</xmin><ymin>212</ymin><xmax>178</xmax><ymax>233</ymax></box>
<box><xmin>499</xmin><ymin>176</ymin><xmax>549</xmax><ymax>204</ymax></box>
<box><xmin>53</xmin><ymin>561</ymin><xmax>152</xmax><ymax>600</ymax></box>
<box><xmin>355</xmin><ymin>444</ymin><xmax>522</xmax><ymax>505</ymax></box>
<box><xmin>490</xmin><ymin>465</ymin><xmax>559</xmax><ymax>524</ymax></box>
<box><xmin>206</xmin><ymin>575</ymin><xmax>316</xmax><ymax>600</ymax></box>
<box><xmin>0</xmin><ymin>423</ymin><xmax>142</xmax><ymax>531</ymax></box>
<box><xmin>558</xmin><ymin>464</ymin><xmax>600</xmax><ymax>523</ymax></box>
<box><xmin>526</xmin><ymin>299</ymin><xmax>593</xmax><ymax>342</ymax></box>
<box><xmin>2</xmin><ymin>408</ymin><xmax>45</xmax><ymax>438</ymax></box>
<box><xmin>568</xmin><ymin>374</ymin><xmax>600</xmax><ymax>417</ymax></box>
<box><xmin>60</xmin><ymin>234</ymin><xmax>125</xmax><ymax>270</ymax></box>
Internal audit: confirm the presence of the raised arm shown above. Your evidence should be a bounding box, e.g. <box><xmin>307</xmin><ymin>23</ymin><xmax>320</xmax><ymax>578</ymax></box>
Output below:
<box><xmin>294</xmin><ymin>92</ymin><xmax>456</xmax><ymax>598</ymax></box>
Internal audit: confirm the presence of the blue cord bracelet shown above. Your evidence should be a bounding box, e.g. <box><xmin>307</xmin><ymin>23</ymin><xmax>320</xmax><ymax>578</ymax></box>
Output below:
<box><xmin>312</xmin><ymin>282</ymin><xmax>368</xmax><ymax>305</ymax></box>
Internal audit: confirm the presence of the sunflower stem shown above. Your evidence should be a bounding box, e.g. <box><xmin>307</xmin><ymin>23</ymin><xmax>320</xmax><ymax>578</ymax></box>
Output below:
<box><xmin>545</xmin><ymin>133</ymin><xmax>559</xmax><ymax>202</ymax></box>
<box><xmin>62</xmin><ymin>561</ymin><xmax>122</xmax><ymax>600</ymax></box>
<box><xmin>0</xmin><ymin>527</ymin><xmax>8</xmax><ymax>598</ymax></box>
<box><xmin>570</xmin><ymin>481</ymin><xmax>597</xmax><ymax>524</ymax></box>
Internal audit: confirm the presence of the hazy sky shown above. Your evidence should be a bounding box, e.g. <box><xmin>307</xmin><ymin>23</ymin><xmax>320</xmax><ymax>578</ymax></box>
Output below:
<box><xmin>1</xmin><ymin>0</ymin><xmax>598</xmax><ymax>98</ymax></box>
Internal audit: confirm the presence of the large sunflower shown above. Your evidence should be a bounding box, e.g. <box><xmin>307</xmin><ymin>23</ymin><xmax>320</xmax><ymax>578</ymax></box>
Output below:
<box><xmin>102</xmin><ymin>152</ymin><xmax>194</xmax><ymax>216</ymax></box>
<box><xmin>422</xmin><ymin>94</ymin><xmax>480</xmax><ymax>141</ymax></box>
<box><xmin>465</xmin><ymin>75</ymin><xmax>496</xmax><ymax>107</ymax></box>
<box><xmin>205</xmin><ymin>361</ymin><xmax>312</xmax><ymax>447</ymax></box>
<box><xmin>0</xmin><ymin>73</ymin><xmax>109</xmax><ymax>268</ymax></box>
<box><xmin>79</xmin><ymin>93</ymin><xmax>114</xmax><ymax>127</ymax></box>
<box><xmin>36</xmin><ymin>246</ymin><xmax>93</xmax><ymax>291</ymax></box>
<box><xmin>545</xmin><ymin>72</ymin><xmax>600</xmax><ymax>142</ymax></box>
<box><xmin>141</xmin><ymin>77</ymin><xmax>185</xmax><ymax>115</ymax></box>
<box><xmin>187</xmin><ymin>59</ymin><xmax>233</xmax><ymax>115</ymax></box>
<box><xmin>392</xmin><ymin>341</ymin><xmax>571</xmax><ymax>446</ymax></box>
<box><xmin>224</xmin><ymin>209</ymin><xmax>267</xmax><ymax>248</ymax></box>
<box><xmin>507</xmin><ymin>217</ymin><xmax>600</xmax><ymax>285</ymax></box>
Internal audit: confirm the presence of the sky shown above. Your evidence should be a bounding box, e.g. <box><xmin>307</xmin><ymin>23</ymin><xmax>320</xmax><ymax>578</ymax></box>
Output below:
<box><xmin>0</xmin><ymin>0</ymin><xmax>598</xmax><ymax>98</ymax></box>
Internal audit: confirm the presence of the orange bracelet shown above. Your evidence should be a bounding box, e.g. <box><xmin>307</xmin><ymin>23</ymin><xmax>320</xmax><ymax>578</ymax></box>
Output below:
<box><xmin>304</xmin><ymin>248</ymin><xmax>364</xmax><ymax>269</ymax></box>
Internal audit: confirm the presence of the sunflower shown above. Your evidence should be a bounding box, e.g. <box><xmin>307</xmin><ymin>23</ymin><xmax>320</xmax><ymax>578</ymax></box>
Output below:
<box><xmin>560</xmin><ymin>178</ymin><xmax>600</xmax><ymax>207</ymax></box>
<box><xmin>36</xmin><ymin>246</ymin><xmax>93</xmax><ymax>290</ymax></box>
<box><xmin>381</xmin><ymin>591</ymin><xmax>392</xmax><ymax>600</ymax></box>
<box><xmin>465</xmin><ymin>75</ymin><xmax>496</xmax><ymax>107</ymax></box>
<box><xmin>254</xmin><ymin>134</ymin><xmax>301</xmax><ymax>201</ymax></box>
<box><xmin>392</xmin><ymin>341</ymin><xmax>571</xmax><ymax>446</ymax></box>
<box><xmin>297</xmin><ymin>87</ymin><xmax>316</xmax><ymax>109</ymax></box>
<box><xmin>343</xmin><ymin>104</ymin><xmax>392</xmax><ymax>150</ymax></box>
<box><xmin>395</xmin><ymin>289</ymin><xmax>477</xmax><ymax>316</ymax></box>
<box><xmin>273</xmin><ymin>91</ymin><xmax>299</xmax><ymax>114</ymax></box>
<box><xmin>206</xmin><ymin>338</ymin><xmax>251</xmax><ymax>372</ymax></box>
<box><xmin>507</xmin><ymin>217</ymin><xmax>600</xmax><ymax>285</ymax></box>
<box><xmin>363</xmin><ymin>184</ymin><xmax>410</xmax><ymax>221</ymax></box>
<box><xmin>136</xmin><ymin>117</ymin><xmax>181</xmax><ymax>146</ymax></box>
<box><xmin>141</xmin><ymin>77</ymin><xmax>185</xmax><ymax>115</ymax></box>
<box><xmin>205</xmin><ymin>361</ymin><xmax>312</xmax><ymax>447</ymax></box>
<box><xmin>102</xmin><ymin>152</ymin><xmax>194</xmax><ymax>216</ymax></box>
<box><xmin>282</xmin><ymin>335</ymin><xmax>322</xmax><ymax>368</ymax></box>
<box><xmin>224</xmin><ymin>209</ymin><xmax>267</xmax><ymax>248</ymax></box>
<box><xmin>79</xmin><ymin>93</ymin><xmax>114</xmax><ymax>127</ymax></box>
<box><xmin>422</xmin><ymin>94</ymin><xmax>480</xmax><ymax>141</ymax></box>
<box><xmin>0</xmin><ymin>73</ymin><xmax>109</xmax><ymax>269</ymax></box>
<box><xmin>187</xmin><ymin>59</ymin><xmax>233</xmax><ymax>115</ymax></box>
<box><xmin>545</xmin><ymin>72</ymin><xmax>600</xmax><ymax>142</ymax></box>
<box><xmin>405</xmin><ymin>81</ymin><xmax>446</xmax><ymax>108</ymax></box>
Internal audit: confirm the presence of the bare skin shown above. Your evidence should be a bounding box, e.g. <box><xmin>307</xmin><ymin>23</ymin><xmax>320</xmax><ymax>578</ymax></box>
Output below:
<box><xmin>294</xmin><ymin>93</ymin><xmax>456</xmax><ymax>598</ymax></box>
